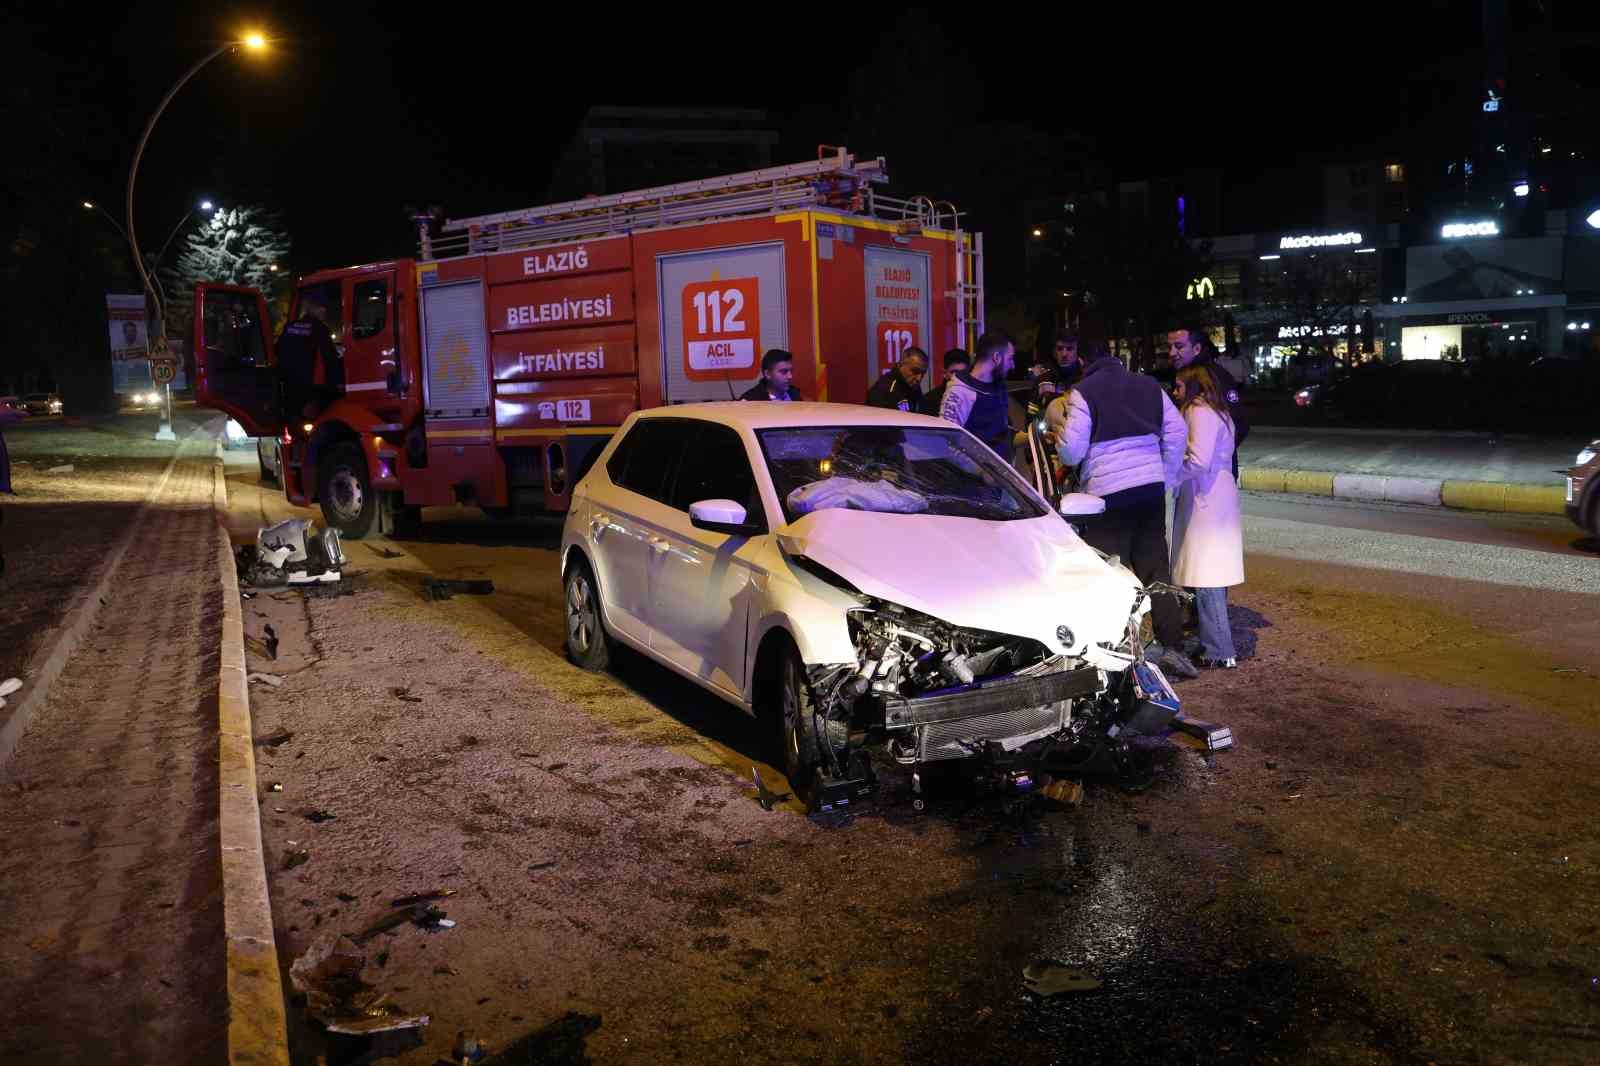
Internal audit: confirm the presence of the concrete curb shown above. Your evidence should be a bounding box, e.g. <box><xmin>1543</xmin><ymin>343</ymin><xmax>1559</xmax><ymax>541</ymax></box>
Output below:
<box><xmin>211</xmin><ymin>448</ymin><xmax>291</xmax><ymax>1066</ymax></box>
<box><xmin>0</xmin><ymin>445</ymin><xmax>182</xmax><ymax>776</ymax></box>
<box><xmin>1240</xmin><ymin>466</ymin><xmax>1567</xmax><ymax>516</ymax></box>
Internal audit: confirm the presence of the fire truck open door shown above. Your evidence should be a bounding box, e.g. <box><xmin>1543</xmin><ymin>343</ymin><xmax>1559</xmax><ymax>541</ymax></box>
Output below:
<box><xmin>193</xmin><ymin>282</ymin><xmax>280</xmax><ymax>437</ymax></box>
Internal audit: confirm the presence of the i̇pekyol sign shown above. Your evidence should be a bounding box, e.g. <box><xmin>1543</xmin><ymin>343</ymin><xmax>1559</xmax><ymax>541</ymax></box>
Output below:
<box><xmin>1279</xmin><ymin>231</ymin><xmax>1363</xmax><ymax>250</ymax></box>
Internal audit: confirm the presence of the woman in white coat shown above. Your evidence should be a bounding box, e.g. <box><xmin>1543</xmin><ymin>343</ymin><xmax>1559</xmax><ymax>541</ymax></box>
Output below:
<box><xmin>1170</xmin><ymin>366</ymin><xmax>1245</xmax><ymax>668</ymax></box>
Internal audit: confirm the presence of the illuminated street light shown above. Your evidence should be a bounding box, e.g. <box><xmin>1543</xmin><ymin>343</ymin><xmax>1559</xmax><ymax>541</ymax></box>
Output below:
<box><xmin>1513</xmin><ymin>181</ymin><xmax>1530</xmax><ymax>197</ymax></box>
<box><xmin>126</xmin><ymin>29</ymin><xmax>272</xmax><ymax>440</ymax></box>
<box><xmin>1031</xmin><ymin>228</ymin><xmax>1043</xmax><ymax>238</ymax></box>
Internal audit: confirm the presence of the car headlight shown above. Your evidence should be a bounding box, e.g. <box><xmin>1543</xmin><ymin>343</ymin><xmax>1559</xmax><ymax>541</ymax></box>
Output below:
<box><xmin>1578</xmin><ymin>440</ymin><xmax>1600</xmax><ymax>466</ymax></box>
<box><xmin>225</xmin><ymin>419</ymin><xmax>248</xmax><ymax>442</ymax></box>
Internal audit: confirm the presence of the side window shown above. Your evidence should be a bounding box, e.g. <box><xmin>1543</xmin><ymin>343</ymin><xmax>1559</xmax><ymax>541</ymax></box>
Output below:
<box><xmin>201</xmin><ymin>291</ymin><xmax>267</xmax><ymax>369</ymax></box>
<box><xmin>352</xmin><ymin>279</ymin><xmax>388</xmax><ymax>339</ymax></box>
<box><xmin>296</xmin><ymin>282</ymin><xmax>344</xmax><ymax>343</ymax></box>
<box><xmin>669</xmin><ymin>424</ymin><xmax>763</xmax><ymax>526</ymax></box>
<box><xmin>609</xmin><ymin>420</ymin><xmax>690</xmax><ymax>504</ymax></box>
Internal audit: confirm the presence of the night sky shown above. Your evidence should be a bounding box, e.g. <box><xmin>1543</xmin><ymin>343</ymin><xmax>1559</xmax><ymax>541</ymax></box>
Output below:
<box><xmin>18</xmin><ymin>0</ymin><xmax>1598</xmax><ymax>275</ymax></box>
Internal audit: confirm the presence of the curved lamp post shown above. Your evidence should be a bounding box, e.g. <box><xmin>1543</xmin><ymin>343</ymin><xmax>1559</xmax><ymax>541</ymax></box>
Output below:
<box><xmin>124</xmin><ymin>31</ymin><xmax>267</xmax><ymax>438</ymax></box>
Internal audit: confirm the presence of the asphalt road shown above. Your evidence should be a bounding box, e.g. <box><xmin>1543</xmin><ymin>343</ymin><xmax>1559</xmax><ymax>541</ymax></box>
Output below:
<box><xmin>213</xmin><ymin>455</ymin><xmax>1600</xmax><ymax>1065</ymax></box>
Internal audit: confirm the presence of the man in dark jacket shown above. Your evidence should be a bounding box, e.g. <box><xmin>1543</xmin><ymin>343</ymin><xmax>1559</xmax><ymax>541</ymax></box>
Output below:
<box><xmin>1029</xmin><ymin>331</ymin><xmax>1083</xmax><ymax>414</ymax></box>
<box><xmin>938</xmin><ymin>331</ymin><xmax>1014</xmax><ymax>458</ymax></box>
<box><xmin>739</xmin><ymin>349</ymin><xmax>801</xmax><ymax>401</ymax></box>
<box><xmin>277</xmin><ymin>292</ymin><xmax>344</xmax><ymax>419</ymax></box>
<box><xmin>925</xmin><ymin>349</ymin><xmax>969</xmax><ymax>417</ymax></box>
<box><xmin>865</xmin><ymin>347</ymin><xmax>929</xmax><ymax>413</ymax></box>
<box><xmin>1167</xmin><ymin>324</ymin><xmax>1249</xmax><ymax>471</ymax></box>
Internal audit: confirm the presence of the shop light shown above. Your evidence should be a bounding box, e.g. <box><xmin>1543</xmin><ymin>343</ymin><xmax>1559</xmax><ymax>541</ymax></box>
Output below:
<box><xmin>1513</xmin><ymin>181</ymin><xmax>1530</xmax><ymax>197</ymax></box>
<box><xmin>1354</xmin><ymin>247</ymin><xmax>1377</xmax><ymax>253</ymax></box>
<box><xmin>1259</xmin><ymin>254</ymin><xmax>1281</xmax><ymax>260</ymax></box>
<box><xmin>1442</xmin><ymin>221</ymin><xmax>1499</xmax><ymax>238</ymax></box>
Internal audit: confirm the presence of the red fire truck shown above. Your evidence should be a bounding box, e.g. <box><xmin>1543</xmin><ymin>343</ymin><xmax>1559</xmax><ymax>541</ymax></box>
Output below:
<box><xmin>195</xmin><ymin>148</ymin><xmax>985</xmax><ymax>537</ymax></box>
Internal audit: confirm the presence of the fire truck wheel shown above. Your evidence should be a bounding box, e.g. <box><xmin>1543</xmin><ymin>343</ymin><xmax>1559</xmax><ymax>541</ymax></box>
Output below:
<box><xmin>318</xmin><ymin>442</ymin><xmax>377</xmax><ymax>539</ymax></box>
<box><xmin>564</xmin><ymin>559</ymin><xmax>611</xmax><ymax>671</ymax></box>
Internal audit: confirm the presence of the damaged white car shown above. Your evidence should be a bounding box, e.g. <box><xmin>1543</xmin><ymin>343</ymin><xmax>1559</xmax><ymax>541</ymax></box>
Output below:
<box><xmin>560</xmin><ymin>403</ymin><xmax>1219</xmax><ymax>810</ymax></box>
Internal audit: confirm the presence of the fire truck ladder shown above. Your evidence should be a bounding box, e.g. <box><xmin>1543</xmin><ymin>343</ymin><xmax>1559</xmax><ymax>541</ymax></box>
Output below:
<box><xmin>418</xmin><ymin>147</ymin><xmax>978</xmax><ymax>260</ymax></box>
<box><xmin>419</xmin><ymin>147</ymin><xmax>926</xmax><ymax>260</ymax></box>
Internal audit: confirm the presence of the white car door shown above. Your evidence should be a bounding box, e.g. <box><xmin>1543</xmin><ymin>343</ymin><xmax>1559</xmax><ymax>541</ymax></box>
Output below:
<box><xmin>589</xmin><ymin>419</ymin><xmax>691</xmax><ymax>645</ymax></box>
<box><xmin>645</xmin><ymin>421</ymin><xmax>767</xmax><ymax>699</ymax></box>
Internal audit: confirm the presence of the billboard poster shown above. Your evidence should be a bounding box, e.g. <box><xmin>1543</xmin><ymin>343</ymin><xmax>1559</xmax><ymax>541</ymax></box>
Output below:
<box><xmin>1406</xmin><ymin>238</ymin><xmax>1561</xmax><ymax>301</ymax></box>
<box><xmin>107</xmin><ymin>294</ymin><xmax>148</xmax><ymax>360</ymax></box>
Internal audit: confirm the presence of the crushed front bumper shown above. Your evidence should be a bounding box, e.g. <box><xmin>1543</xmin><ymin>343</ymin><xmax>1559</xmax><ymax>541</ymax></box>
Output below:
<box><xmin>882</xmin><ymin>666</ymin><xmax>1104</xmax><ymax>763</ymax></box>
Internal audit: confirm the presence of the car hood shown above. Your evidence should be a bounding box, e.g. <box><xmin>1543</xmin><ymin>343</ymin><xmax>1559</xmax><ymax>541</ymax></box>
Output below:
<box><xmin>778</xmin><ymin>509</ymin><xmax>1143</xmax><ymax>660</ymax></box>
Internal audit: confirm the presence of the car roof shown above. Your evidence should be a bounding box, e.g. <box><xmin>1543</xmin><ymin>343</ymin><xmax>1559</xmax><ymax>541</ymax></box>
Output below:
<box><xmin>632</xmin><ymin>401</ymin><xmax>955</xmax><ymax>431</ymax></box>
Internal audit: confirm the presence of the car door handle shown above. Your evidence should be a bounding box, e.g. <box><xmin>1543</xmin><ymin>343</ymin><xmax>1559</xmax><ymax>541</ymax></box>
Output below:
<box><xmin>590</xmin><ymin>513</ymin><xmax>610</xmax><ymax>540</ymax></box>
<box><xmin>649</xmin><ymin>536</ymin><xmax>669</xmax><ymax>554</ymax></box>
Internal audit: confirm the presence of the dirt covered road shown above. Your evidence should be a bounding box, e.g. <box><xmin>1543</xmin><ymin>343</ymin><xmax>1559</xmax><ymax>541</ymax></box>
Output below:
<box><xmin>224</xmin><ymin>461</ymin><xmax>1600</xmax><ymax>1065</ymax></box>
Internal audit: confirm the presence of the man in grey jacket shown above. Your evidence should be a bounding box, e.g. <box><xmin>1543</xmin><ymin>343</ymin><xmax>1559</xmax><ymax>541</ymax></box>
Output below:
<box><xmin>1056</xmin><ymin>342</ymin><xmax>1197</xmax><ymax>678</ymax></box>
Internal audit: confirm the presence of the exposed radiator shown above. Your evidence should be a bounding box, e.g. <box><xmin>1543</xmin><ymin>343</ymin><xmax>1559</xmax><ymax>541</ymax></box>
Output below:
<box><xmin>915</xmin><ymin>700</ymin><xmax>1071</xmax><ymax>762</ymax></box>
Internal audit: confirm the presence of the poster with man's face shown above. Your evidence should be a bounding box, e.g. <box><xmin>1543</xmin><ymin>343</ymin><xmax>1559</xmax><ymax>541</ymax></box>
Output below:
<box><xmin>106</xmin><ymin>294</ymin><xmax>148</xmax><ymax>360</ymax></box>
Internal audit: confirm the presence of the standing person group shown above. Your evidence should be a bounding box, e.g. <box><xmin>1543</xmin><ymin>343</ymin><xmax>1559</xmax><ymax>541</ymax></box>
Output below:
<box><xmin>1053</xmin><ymin>326</ymin><xmax>1247</xmax><ymax>676</ymax></box>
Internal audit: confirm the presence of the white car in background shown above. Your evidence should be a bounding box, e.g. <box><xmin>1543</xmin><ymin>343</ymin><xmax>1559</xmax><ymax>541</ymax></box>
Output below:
<box><xmin>560</xmin><ymin>403</ymin><xmax>1188</xmax><ymax>808</ymax></box>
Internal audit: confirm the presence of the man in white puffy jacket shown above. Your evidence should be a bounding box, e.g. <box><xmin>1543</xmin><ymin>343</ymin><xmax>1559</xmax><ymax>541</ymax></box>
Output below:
<box><xmin>1056</xmin><ymin>342</ymin><xmax>1197</xmax><ymax>679</ymax></box>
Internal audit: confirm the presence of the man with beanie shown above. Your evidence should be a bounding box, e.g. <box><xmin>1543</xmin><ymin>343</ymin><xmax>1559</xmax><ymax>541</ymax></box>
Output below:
<box><xmin>1056</xmin><ymin>340</ymin><xmax>1198</xmax><ymax>679</ymax></box>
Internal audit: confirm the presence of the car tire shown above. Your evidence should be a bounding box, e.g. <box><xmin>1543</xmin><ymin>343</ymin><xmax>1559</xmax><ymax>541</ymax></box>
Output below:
<box><xmin>563</xmin><ymin>558</ymin><xmax>611</xmax><ymax>671</ymax></box>
<box><xmin>768</xmin><ymin>644</ymin><xmax>847</xmax><ymax>791</ymax></box>
<box><xmin>317</xmin><ymin>442</ymin><xmax>377</xmax><ymax>539</ymax></box>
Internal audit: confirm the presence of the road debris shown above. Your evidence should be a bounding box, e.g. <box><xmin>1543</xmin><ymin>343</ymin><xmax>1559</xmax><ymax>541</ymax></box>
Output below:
<box><xmin>253</xmin><ymin>727</ymin><xmax>293</xmax><ymax>748</ymax></box>
<box><xmin>304</xmin><ymin>809</ymin><xmax>337</xmax><ymax>824</ymax></box>
<box><xmin>0</xmin><ymin>678</ymin><xmax>21</xmax><ymax>699</ymax></box>
<box><xmin>750</xmin><ymin>766</ymin><xmax>790</xmax><ymax>811</ymax></box>
<box><xmin>283</xmin><ymin>848</ymin><xmax>311</xmax><ymax>870</ymax></box>
<box><xmin>45</xmin><ymin>464</ymin><xmax>74</xmax><ymax>474</ymax></box>
<box><xmin>528</xmin><ymin>861</ymin><xmax>557</xmax><ymax>873</ymax></box>
<box><xmin>451</xmin><ymin>1030</ymin><xmax>488</xmax><ymax>1063</ymax></box>
<box><xmin>245</xmin><ymin>624</ymin><xmax>278</xmax><ymax>661</ymax></box>
<box><xmin>239</xmin><ymin>517</ymin><xmax>347</xmax><ymax>588</ymax></box>
<box><xmin>392</xmin><ymin>889</ymin><xmax>456</xmax><ymax>908</ymax></box>
<box><xmin>1036</xmin><ymin>775</ymin><xmax>1085</xmax><ymax>807</ymax></box>
<box><xmin>268</xmin><ymin>782</ymin><xmax>284</xmax><ymax>793</ymax></box>
<box><xmin>1022</xmin><ymin>960</ymin><xmax>1103</xmax><ymax>996</ymax></box>
<box><xmin>390</xmin><ymin>687</ymin><xmax>424</xmax><ymax>703</ymax></box>
<box><xmin>288</xmin><ymin>931</ymin><xmax>430</xmax><ymax>1036</ymax></box>
<box><xmin>368</xmin><ymin>544</ymin><xmax>404</xmax><ymax>559</ymax></box>
<box><xmin>422</xmin><ymin>578</ymin><xmax>495</xmax><ymax>601</ymax></box>
<box><xmin>247</xmin><ymin>671</ymin><xmax>284</xmax><ymax>687</ymax></box>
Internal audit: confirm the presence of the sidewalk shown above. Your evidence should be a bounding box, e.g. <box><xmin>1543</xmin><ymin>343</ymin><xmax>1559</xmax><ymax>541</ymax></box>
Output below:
<box><xmin>1239</xmin><ymin>426</ymin><xmax>1584</xmax><ymax>514</ymax></box>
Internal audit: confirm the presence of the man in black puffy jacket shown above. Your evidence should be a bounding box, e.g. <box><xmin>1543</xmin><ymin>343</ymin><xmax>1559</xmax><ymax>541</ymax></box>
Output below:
<box><xmin>866</xmin><ymin>347</ymin><xmax>929</xmax><ymax>413</ymax></box>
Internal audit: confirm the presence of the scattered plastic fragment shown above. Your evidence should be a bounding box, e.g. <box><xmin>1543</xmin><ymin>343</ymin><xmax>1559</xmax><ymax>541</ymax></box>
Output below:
<box><xmin>0</xmin><ymin>678</ymin><xmax>21</xmax><ymax>700</ymax></box>
<box><xmin>283</xmin><ymin>848</ymin><xmax>311</xmax><ymax>870</ymax></box>
<box><xmin>390</xmin><ymin>687</ymin><xmax>423</xmax><ymax>703</ymax></box>
<box><xmin>247</xmin><ymin>672</ymin><xmax>284</xmax><ymax>687</ymax></box>
<box><xmin>304</xmin><ymin>810</ymin><xmax>337</xmax><ymax>824</ymax></box>
<box><xmin>1022</xmin><ymin>960</ymin><xmax>1102</xmax><ymax>996</ymax></box>
<box><xmin>422</xmin><ymin>578</ymin><xmax>494</xmax><ymax>601</ymax></box>
<box><xmin>46</xmin><ymin>464</ymin><xmax>74</xmax><ymax>474</ymax></box>
<box><xmin>368</xmin><ymin>544</ymin><xmax>404</xmax><ymax>559</ymax></box>
<box><xmin>254</xmin><ymin>728</ymin><xmax>293</xmax><ymax>748</ymax></box>
<box><xmin>288</xmin><ymin>932</ymin><xmax>430</xmax><ymax>1036</ymax></box>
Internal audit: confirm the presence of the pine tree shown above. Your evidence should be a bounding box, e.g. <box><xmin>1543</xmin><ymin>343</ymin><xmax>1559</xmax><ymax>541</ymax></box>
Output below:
<box><xmin>163</xmin><ymin>205</ymin><xmax>291</xmax><ymax>335</ymax></box>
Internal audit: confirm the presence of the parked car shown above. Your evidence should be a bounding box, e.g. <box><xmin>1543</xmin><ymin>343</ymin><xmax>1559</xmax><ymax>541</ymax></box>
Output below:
<box><xmin>257</xmin><ymin>433</ymin><xmax>282</xmax><ymax>484</ymax></box>
<box><xmin>123</xmin><ymin>390</ymin><xmax>163</xmax><ymax>409</ymax></box>
<box><xmin>560</xmin><ymin>402</ymin><xmax>1188</xmax><ymax>808</ymax></box>
<box><xmin>22</xmin><ymin>392</ymin><xmax>63</xmax><ymax>416</ymax></box>
<box><xmin>1565</xmin><ymin>437</ymin><xmax>1600</xmax><ymax>537</ymax></box>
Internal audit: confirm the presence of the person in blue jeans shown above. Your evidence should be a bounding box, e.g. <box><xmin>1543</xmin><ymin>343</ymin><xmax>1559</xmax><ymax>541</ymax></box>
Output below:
<box><xmin>1170</xmin><ymin>366</ymin><xmax>1245</xmax><ymax>668</ymax></box>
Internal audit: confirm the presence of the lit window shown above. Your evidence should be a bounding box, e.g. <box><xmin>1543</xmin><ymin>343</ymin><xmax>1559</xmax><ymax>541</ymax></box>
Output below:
<box><xmin>1384</xmin><ymin>163</ymin><xmax>1405</xmax><ymax>183</ymax></box>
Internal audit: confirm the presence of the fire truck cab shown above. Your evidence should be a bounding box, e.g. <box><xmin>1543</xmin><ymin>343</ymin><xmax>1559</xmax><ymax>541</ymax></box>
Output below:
<box><xmin>194</xmin><ymin>148</ymin><xmax>985</xmax><ymax>538</ymax></box>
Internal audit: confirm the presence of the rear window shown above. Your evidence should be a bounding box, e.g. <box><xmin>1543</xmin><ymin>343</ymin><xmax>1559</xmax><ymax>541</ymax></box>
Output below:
<box><xmin>605</xmin><ymin>420</ymin><xmax>690</xmax><ymax>504</ymax></box>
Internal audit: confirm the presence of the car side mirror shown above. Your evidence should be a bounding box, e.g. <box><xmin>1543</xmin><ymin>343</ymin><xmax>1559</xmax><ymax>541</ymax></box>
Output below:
<box><xmin>690</xmin><ymin>499</ymin><xmax>762</xmax><ymax>536</ymax></box>
<box><xmin>1059</xmin><ymin>492</ymin><xmax>1106</xmax><ymax>518</ymax></box>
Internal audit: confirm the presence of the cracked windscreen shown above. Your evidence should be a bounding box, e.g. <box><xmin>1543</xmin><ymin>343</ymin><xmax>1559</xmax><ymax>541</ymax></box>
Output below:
<box><xmin>757</xmin><ymin>425</ymin><xmax>1046</xmax><ymax>523</ymax></box>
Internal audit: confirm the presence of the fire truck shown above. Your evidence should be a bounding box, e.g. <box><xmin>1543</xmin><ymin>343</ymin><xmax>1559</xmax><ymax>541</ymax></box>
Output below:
<box><xmin>194</xmin><ymin>148</ymin><xmax>985</xmax><ymax>537</ymax></box>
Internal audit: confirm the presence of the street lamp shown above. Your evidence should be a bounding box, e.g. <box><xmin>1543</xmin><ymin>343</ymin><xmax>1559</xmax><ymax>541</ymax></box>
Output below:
<box><xmin>125</xmin><ymin>29</ymin><xmax>270</xmax><ymax>439</ymax></box>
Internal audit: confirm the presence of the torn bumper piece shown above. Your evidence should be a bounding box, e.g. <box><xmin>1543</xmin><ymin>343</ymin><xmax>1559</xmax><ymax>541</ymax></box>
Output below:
<box><xmin>238</xmin><ymin>517</ymin><xmax>347</xmax><ymax>588</ymax></box>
